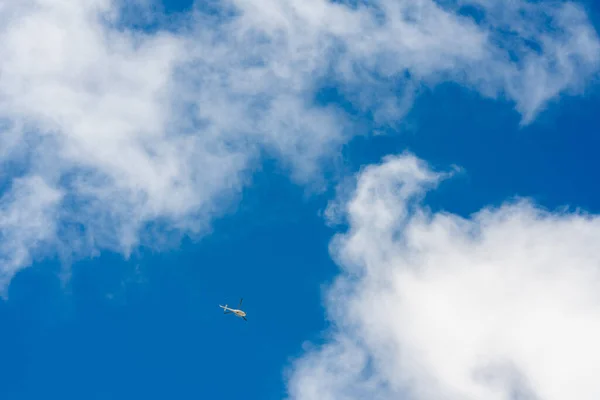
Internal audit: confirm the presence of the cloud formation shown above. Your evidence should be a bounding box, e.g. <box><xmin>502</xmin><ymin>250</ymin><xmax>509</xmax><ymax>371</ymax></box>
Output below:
<box><xmin>0</xmin><ymin>0</ymin><xmax>598</xmax><ymax>291</ymax></box>
<box><xmin>287</xmin><ymin>153</ymin><xmax>600</xmax><ymax>400</ymax></box>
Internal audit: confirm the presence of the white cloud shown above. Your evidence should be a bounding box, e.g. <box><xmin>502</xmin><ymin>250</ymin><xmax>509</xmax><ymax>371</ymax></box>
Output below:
<box><xmin>0</xmin><ymin>0</ymin><xmax>598</xmax><ymax>291</ymax></box>
<box><xmin>0</xmin><ymin>175</ymin><xmax>62</xmax><ymax>293</ymax></box>
<box><xmin>286</xmin><ymin>152</ymin><xmax>600</xmax><ymax>400</ymax></box>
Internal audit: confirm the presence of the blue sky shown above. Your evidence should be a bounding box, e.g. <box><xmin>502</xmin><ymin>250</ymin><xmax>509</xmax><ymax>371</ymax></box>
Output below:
<box><xmin>1</xmin><ymin>1</ymin><xmax>600</xmax><ymax>400</ymax></box>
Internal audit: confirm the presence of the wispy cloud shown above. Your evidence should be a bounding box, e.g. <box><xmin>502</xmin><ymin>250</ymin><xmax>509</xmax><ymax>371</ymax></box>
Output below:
<box><xmin>0</xmin><ymin>0</ymin><xmax>598</xmax><ymax>291</ymax></box>
<box><xmin>286</xmin><ymin>152</ymin><xmax>600</xmax><ymax>400</ymax></box>
<box><xmin>0</xmin><ymin>176</ymin><xmax>62</xmax><ymax>291</ymax></box>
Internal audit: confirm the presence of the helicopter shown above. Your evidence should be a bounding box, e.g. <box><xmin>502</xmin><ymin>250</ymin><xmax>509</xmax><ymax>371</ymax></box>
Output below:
<box><xmin>219</xmin><ymin>298</ymin><xmax>247</xmax><ymax>321</ymax></box>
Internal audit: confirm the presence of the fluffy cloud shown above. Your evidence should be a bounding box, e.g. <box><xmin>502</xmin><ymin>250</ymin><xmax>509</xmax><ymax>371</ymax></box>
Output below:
<box><xmin>286</xmin><ymin>153</ymin><xmax>600</xmax><ymax>400</ymax></box>
<box><xmin>0</xmin><ymin>0</ymin><xmax>598</xmax><ymax>290</ymax></box>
